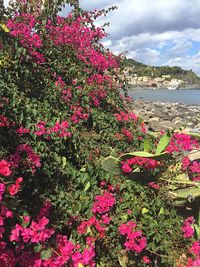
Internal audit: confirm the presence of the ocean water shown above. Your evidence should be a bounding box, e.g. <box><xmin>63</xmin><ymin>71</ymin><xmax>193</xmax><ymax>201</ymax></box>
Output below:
<box><xmin>128</xmin><ymin>89</ymin><xmax>200</xmax><ymax>105</ymax></box>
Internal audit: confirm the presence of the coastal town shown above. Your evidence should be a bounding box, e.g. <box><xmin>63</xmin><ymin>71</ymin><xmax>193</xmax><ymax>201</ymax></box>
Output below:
<box><xmin>123</xmin><ymin>59</ymin><xmax>200</xmax><ymax>89</ymax></box>
<box><xmin>124</xmin><ymin>67</ymin><xmax>183</xmax><ymax>89</ymax></box>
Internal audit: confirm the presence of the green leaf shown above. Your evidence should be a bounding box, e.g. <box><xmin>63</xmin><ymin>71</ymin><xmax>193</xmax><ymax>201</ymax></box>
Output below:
<box><xmin>119</xmin><ymin>151</ymin><xmax>169</xmax><ymax>160</ymax></box>
<box><xmin>62</xmin><ymin>156</ymin><xmax>67</xmax><ymax>169</ymax></box>
<box><xmin>34</xmin><ymin>245</ymin><xmax>43</xmax><ymax>253</ymax></box>
<box><xmin>84</xmin><ymin>181</ymin><xmax>90</xmax><ymax>191</ymax></box>
<box><xmin>170</xmin><ymin>187</ymin><xmax>200</xmax><ymax>200</ymax></box>
<box><xmin>158</xmin><ymin>207</ymin><xmax>165</xmax><ymax>215</ymax></box>
<box><xmin>118</xmin><ymin>254</ymin><xmax>128</xmax><ymax>267</ymax></box>
<box><xmin>143</xmin><ymin>138</ymin><xmax>152</xmax><ymax>152</ymax></box>
<box><xmin>194</xmin><ymin>224</ymin><xmax>200</xmax><ymax>239</ymax></box>
<box><xmin>156</xmin><ymin>131</ymin><xmax>171</xmax><ymax>154</ymax></box>
<box><xmin>142</xmin><ymin>207</ymin><xmax>149</xmax><ymax>214</ymax></box>
<box><xmin>41</xmin><ymin>249</ymin><xmax>52</xmax><ymax>260</ymax></box>
<box><xmin>101</xmin><ymin>156</ymin><xmax>120</xmax><ymax>174</ymax></box>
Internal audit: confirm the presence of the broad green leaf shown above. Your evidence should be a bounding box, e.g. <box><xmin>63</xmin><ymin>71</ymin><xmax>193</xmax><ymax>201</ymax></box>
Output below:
<box><xmin>101</xmin><ymin>156</ymin><xmax>120</xmax><ymax>174</ymax></box>
<box><xmin>170</xmin><ymin>187</ymin><xmax>200</xmax><ymax>200</ymax></box>
<box><xmin>156</xmin><ymin>131</ymin><xmax>171</xmax><ymax>154</ymax></box>
<box><xmin>194</xmin><ymin>224</ymin><xmax>200</xmax><ymax>239</ymax></box>
<box><xmin>175</xmin><ymin>173</ymin><xmax>189</xmax><ymax>181</ymax></box>
<box><xmin>119</xmin><ymin>151</ymin><xmax>169</xmax><ymax>160</ymax></box>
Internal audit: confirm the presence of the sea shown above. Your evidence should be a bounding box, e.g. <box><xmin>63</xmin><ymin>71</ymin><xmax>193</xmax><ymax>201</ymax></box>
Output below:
<box><xmin>128</xmin><ymin>89</ymin><xmax>200</xmax><ymax>105</ymax></box>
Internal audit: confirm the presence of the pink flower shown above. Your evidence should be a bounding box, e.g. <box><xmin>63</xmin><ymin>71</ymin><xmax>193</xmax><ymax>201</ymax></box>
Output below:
<box><xmin>92</xmin><ymin>191</ymin><xmax>116</xmax><ymax>214</ymax></box>
<box><xmin>190</xmin><ymin>241</ymin><xmax>200</xmax><ymax>257</ymax></box>
<box><xmin>148</xmin><ymin>182</ymin><xmax>160</xmax><ymax>190</ymax></box>
<box><xmin>143</xmin><ymin>256</ymin><xmax>151</xmax><ymax>264</ymax></box>
<box><xmin>0</xmin><ymin>160</ymin><xmax>12</xmax><ymax>176</ymax></box>
<box><xmin>182</xmin><ymin>216</ymin><xmax>195</xmax><ymax>238</ymax></box>
<box><xmin>0</xmin><ymin>183</ymin><xmax>5</xmax><ymax>201</ymax></box>
<box><xmin>121</xmin><ymin>162</ymin><xmax>132</xmax><ymax>173</ymax></box>
<box><xmin>119</xmin><ymin>221</ymin><xmax>146</xmax><ymax>253</ymax></box>
<box><xmin>9</xmin><ymin>177</ymin><xmax>23</xmax><ymax>196</ymax></box>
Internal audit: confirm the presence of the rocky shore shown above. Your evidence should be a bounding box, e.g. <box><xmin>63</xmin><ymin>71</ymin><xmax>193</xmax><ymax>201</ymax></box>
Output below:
<box><xmin>131</xmin><ymin>99</ymin><xmax>200</xmax><ymax>131</ymax></box>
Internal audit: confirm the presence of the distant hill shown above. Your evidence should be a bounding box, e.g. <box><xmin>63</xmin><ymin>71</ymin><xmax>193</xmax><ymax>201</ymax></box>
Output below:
<box><xmin>125</xmin><ymin>58</ymin><xmax>200</xmax><ymax>86</ymax></box>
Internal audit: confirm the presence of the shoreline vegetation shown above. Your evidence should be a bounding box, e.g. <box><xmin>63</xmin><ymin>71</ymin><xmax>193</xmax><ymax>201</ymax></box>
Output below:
<box><xmin>124</xmin><ymin>58</ymin><xmax>200</xmax><ymax>89</ymax></box>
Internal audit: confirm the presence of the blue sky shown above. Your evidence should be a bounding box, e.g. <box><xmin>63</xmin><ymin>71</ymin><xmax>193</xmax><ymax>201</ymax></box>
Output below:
<box><xmin>4</xmin><ymin>0</ymin><xmax>200</xmax><ymax>75</ymax></box>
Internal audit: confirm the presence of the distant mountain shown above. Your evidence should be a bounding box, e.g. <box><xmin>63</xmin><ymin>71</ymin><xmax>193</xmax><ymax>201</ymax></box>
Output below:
<box><xmin>125</xmin><ymin>58</ymin><xmax>200</xmax><ymax>86</ymax></box>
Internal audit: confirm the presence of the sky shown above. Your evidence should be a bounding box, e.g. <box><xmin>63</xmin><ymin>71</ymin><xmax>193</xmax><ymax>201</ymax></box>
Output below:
<box><xmin>4</xmin><ymin>0</ymin><xmax>200</xmax><ymax>75</ymax></box>
<box><xmin>77</xmin><ymin>0</ymin><xmax>200</xmax><ymax>75</ymax></box>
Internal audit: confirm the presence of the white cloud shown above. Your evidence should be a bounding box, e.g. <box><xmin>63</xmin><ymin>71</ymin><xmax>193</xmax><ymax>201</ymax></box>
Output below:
<box><xmin>78</xmin><ymin>0</ymin><xmax>200</xmax><ymax>74</ymax></box>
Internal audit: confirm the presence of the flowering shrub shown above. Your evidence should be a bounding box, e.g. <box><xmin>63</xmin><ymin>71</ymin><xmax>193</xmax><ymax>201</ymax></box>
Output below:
<box><xmin>0</xmin><ymin>1</ymin><xmax>200</xmax><ymax>266</ymax></box>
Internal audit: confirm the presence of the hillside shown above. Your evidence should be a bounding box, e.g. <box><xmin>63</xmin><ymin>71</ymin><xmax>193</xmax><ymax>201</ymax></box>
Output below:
<box><xmin>125</xmin><ymin>58</ymin><xmax>200</xmax><ymax>87</ymax></box>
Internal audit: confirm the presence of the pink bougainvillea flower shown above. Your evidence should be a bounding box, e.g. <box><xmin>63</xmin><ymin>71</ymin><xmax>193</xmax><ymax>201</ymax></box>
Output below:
<box><xmin>0</xmin><ymin>160</ymin><xmax>12</xmax><ymax>176</ymax></box>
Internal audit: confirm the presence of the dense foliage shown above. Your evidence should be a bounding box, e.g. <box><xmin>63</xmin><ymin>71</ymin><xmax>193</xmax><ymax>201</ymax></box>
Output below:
<box><xmin>0</xmin><ymin>1</ymin><xmax>200</xmax><ymax>266</ymax></box>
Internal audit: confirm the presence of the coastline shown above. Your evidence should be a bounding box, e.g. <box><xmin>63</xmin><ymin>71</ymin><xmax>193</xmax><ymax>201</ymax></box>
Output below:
<box><xmin>127</xmin><ymin>85</ymin><xmax>200</xmax><ymax>90</ymax></box>
<box><xmin>130</xmin><ymin>98</ymin><xmax>200</xmax><ymax>131</ymax></box>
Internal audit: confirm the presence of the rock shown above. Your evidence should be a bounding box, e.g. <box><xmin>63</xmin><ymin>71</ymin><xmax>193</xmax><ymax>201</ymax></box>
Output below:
<box><xmin>148</xmin><ymin>117</ymin><xmax>164</xmax><ymax>132</ymax></box>
<box><xmin>129</xmin><ymin>99</ymin><xmax>200</xmax><ymax>131</ymax></box>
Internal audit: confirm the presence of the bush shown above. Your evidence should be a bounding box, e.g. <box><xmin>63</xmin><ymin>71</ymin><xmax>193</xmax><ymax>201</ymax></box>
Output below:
<box><xmin>0</xmin><ymin>1</ymin><xmax>200</xmax><ymax>266</ymax></box>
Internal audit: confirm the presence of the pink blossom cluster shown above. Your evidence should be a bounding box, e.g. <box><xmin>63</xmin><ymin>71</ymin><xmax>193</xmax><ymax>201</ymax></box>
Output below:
<box><xmin>121</xmin><ymin>128</ymin><xmax>133</xmax><ymax>142</ymax></box>
<box><xmin>166</xmin><ymin>133</ymin><xmax>199</xmax><ymax>153</ymax></box>
<box><xmin>0</xmin><ymin>205</ymin><xmax>13</xmax><ymax>238</ymax></box>
<box><xmin>0</xmin><ymin>160</ymin><xmax>12</xmax><ymax>177</ymax></box>
<box><xmin>87</xmin><ymin>73</ymin><xmax>113</xmax><ymax>85</ymax></box>
<box><xmin>0</xmin><ymin>115</ymin><xmax>10</xmax><ymax>127</ymax></box>
<box><xmin>118</xmin><ymin>221</ymin><xmax>147</xmax><ymax>253</ymax></box>
<box><xmin>10</xmin><ymin>216</ymin><xmax>54</xmax><ymax>243</ymax></box>
<box><xmin>142</xmin><ymin>255</ymin><xmax>151</xmax><ymax>264</ymax></box>
<box><xmin>182</xmin><ymin>216</ymin><xmax>195</xmax><ymax>239</ymax></box>
<box><xmin>16</xmin><ymin>127</ymin><xmax>30</xmax><ymax>135</ymax></box>
<box><xmin>35</xmin><ymin>120</ymin><xmax>71</xmax><ymax>138</ymax></box>
<box><xmin>89</xmin><ymin>89</ymin><xmax>108</xmax><ymax>107</ymax></box>
<box><xmin>114</xmin><ymin>111</ymin><xmax>138</xmax><ymax>123</ymax></box>
<box><xmin>190</xmin><ymin>241</ymin><xmax>200</xmax><ymax>258</ymax></box>
<box><xmin>54</xmin><ymin>76</ymin><xmax>72</xmax><ymax>102</ymax></box>
<box><xmin>148</xmin><ymin>182</ymin><xmax>160</xmax><ymax>190</ymax></box>
<box><xmin>77</xmin><ymin>215</ymin><xmax>107</xmax><ymax>238</ymax></box>
<box><xmin>121</xmin><ymin>157</ymin><xmax>159</xmax><ymax>174</ymax></box>
<box><xmin>70</xmin><ymin>106</ymin><xmax>90</xmax><ymax>124</ymax></box>
<box><xmin>7</xmin><ymin>13</ymin><xmax>45</xmax><ymax>64</ymax></box>
<box><xmin>78</xmin><ymin>190</ymin><xmax>115</xmax><ymax>240</ymax></box>
<box><xmin>8</xmin><ymin>177</ymin><xmax>23</xmax><ymax>196</ymax></box>
<box><xmin>92</xmin><ymin>190</ymin><xmax>116</xmax><ymax>214</ymax></box>
<box><xmin>33</xmin><ymin>235</ymin><xmax>95</xmax><ymax>267</ymax></box>
<box><xmin>9</xmin><ymin>144</ymin><xmax>41</xmax><ymax>173</ymax></box>
<box><xmin>182</xmin><ymin>156</ymin><xmax>200</xmax><ymax>181</ymax></box>
<box><xmin>188</xmin><ymin>241</ymin><xmax>200</xmax><ymax>267</ymax></box>
<box><xmin>46</xmin><ymin>14</ymin><xmax>118</xmax><ymax>72</ymax></box>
